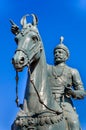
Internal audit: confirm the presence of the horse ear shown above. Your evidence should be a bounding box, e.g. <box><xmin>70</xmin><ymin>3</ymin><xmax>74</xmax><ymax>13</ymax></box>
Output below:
<box><xmin>20</xmin><ymin>14</ymin><xmax>29</xmax><ymax>28</ymax></box>
<box><xmin>20</xmin><ymin>14</ymin><xmax>38</xmax><ymax>27</ymax></box>
<box><xmin>31</xmin><ymin>14</ymin><xmax>38</xmax><ymax>26</ymax></box>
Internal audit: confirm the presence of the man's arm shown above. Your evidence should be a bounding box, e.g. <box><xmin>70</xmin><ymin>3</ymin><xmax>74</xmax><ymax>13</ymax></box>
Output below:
<box><xmin>10</xmin><ymin>19</ymin><xmax>20</xmax><ymax>35</ymax></box>
<box><xmin>71</xmin><ymin>68</ymin><xmax>86</xmax><ymax>99</ymax></box>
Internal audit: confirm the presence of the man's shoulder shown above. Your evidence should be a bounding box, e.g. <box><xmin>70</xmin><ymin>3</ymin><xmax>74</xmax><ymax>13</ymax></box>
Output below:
<box><xmin>65</xmin><ymin>65</ymin><xmax>79</xmax><ymax>75</ymax></box>
<box><xmin>47</xmin><ymin>64</ymin><xmax>54</xmax><ymax>76</ymax></box>
<box><xmin>47</xmin><ymin>64</ymin><xmax>53</xmax><ymax>71</ymax></box>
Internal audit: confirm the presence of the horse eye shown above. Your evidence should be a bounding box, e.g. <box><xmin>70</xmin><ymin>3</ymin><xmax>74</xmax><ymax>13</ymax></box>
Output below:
<box><xmin>32</xmin><ymin>36</ymin><xmax>38</xmax><ymax>42</ymax></box>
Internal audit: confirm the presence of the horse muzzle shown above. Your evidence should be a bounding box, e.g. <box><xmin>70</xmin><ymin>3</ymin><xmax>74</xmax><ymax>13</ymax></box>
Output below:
<box><xmin>12</xmin><ymin>56</ymin><xmax>28</xmax><ymax>72</ymax></box>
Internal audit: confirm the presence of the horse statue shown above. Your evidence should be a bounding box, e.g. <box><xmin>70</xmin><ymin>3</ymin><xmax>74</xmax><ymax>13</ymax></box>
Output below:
<box><xmin>10</xmin><ymin>14</ymin><xmax>70</xmax><ymax>130</ymax></box>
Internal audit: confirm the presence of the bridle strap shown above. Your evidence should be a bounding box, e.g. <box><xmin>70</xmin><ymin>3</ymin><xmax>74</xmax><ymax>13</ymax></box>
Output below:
<box><xmin>15</xmin><ymin>71</ymin><xmax>23</xmax><ymax>109</ymax></box>
<box><xmin>15</xmin><ymin>71</ymin><xmax>19</xmax><ymax>107</ymax></box>
<box><xmin>16</xmin><ymin>48</ymin><xmax>28</xmax><ymax>58</ymax></box>
<box><xmin>16</xmin><ymin>43</ymin><xmax>42</xmax><ymax>64</ymax></box>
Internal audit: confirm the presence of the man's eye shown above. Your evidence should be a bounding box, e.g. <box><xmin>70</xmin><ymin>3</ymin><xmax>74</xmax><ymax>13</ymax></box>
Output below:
<box><xmin>58</xmin><ymin>51</ymin><xmax>61</xmax><ymax>53</ymax></box>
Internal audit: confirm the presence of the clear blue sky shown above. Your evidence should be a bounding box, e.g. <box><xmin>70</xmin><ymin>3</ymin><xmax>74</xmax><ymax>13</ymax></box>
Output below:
<box><xmin>0</xmin><ymin>0</ymin><xmax>86</xmax><ymax>130</ymax></box>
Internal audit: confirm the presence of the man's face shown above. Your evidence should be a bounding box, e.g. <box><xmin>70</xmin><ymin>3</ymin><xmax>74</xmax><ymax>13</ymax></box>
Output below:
<box><xmin>54</xmin><ymin>48</ymin><xmax>67</xmax><ymax>64</ymax></box>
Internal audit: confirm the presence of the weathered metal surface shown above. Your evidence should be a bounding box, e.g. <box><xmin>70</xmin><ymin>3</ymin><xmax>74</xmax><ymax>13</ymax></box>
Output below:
<box><xmin>10</xmin><ymin>14</ymin><xmax>86</xmax><ymax>130</ymax></box>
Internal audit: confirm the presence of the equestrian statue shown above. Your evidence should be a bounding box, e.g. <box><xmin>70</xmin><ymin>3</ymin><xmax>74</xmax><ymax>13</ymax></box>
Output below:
<box><xmin>10</xmin><ymin>14</ymin><xmax>86</xmax><ymax>130</ymax></box>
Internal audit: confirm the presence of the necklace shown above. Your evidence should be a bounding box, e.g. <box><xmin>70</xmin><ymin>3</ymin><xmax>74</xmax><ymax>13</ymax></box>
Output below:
<box><xmin>52</xmin><ymin>65</ymin><xmax>65</xmax><ymax>79</ymax></box>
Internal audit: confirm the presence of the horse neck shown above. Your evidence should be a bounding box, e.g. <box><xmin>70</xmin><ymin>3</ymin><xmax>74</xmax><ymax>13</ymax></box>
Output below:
<box><xmin>30</xmin><ymin>48</ymin><xmax>47</xmax><ymax>93</ymax></box>
<box><xmin>24</xmin><ymin>48</ymin><xmax>49</xmax><ymax>112</ymax></box>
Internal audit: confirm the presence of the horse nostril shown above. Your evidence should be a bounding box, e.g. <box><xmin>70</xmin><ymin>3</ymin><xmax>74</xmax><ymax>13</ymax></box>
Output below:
<box><xmin>19</xmin><ymin>57</ymin><xmax>24</xmax><ymax>64</ymax></box>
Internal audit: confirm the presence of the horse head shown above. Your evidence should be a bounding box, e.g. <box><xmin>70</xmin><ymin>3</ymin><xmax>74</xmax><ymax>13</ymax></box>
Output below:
<box><xmin>11</xmin><ymin>14</ymin><xmax>42</xmax><ymax>72</ymax></box>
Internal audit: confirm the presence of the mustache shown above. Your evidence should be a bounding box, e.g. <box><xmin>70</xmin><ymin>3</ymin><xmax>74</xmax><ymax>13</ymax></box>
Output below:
<box><xmin>55</xmin><ymin>56</ymin><xmax>63</xmax><ymax>59</ymax></box>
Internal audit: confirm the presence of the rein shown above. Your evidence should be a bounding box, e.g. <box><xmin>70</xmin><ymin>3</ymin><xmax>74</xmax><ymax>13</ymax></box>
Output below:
<box><xmin>15</xmin><ymin>71</ymin><xmax>19</xmax><ymax>107</ymax></box>
<box><xmin>15</xmin><ymin>65</ymin><xmax>62</xmax><ymax>115</ymax></box>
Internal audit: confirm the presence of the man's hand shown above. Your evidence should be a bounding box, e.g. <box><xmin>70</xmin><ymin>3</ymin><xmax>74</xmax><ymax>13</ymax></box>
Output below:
<box><xmin>65</xmin><ymin>87</ymin><xmax>86</xmax><ymax>99</ymax></box>
<box><xmin>10</xmin><ymin>19</ymin><xmax>20</xmax><ymax>35</ymax></box>
<box><xmin>65</xmin><ymin>87</ymin><xmax>73</xmax><ymax>98</ymax></box>
<box><xmin>11</xmin><ymin>25</ymin><xmax>20</xmax><ymax>35</ymax></box>
<box><xmin>72</xmin><ymin>90</ymin><xmax>86</xmax><ymax>99</ymax></box>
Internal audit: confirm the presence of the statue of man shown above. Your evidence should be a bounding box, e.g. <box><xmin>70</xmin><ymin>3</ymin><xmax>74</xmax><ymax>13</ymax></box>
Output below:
<box><xmin>48</xmin><ymin>36</ymin><xmax>86</xmax><ymax>130</ymax></box>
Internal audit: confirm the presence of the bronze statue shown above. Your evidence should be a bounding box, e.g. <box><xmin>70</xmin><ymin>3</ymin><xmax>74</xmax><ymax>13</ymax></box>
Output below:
<box><xmin>10</xmin><ymin>14</ymin><xmax>86</xmax><ymax>130</ymax></box>
<box><xmin>52</xmin><ymin>36</ymin><xmax>86</xmax><ymax>130</ymax></box>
